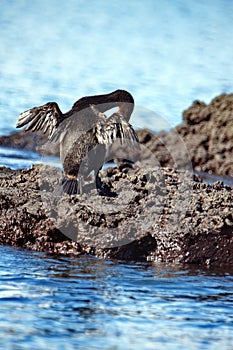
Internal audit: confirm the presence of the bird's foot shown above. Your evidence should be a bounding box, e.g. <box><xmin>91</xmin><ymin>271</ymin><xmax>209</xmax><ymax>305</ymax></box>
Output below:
<box><xmin>96</xmin><ymin>173</ymin><xmax>117</xmax><ymax>197</ymax></box>
<box><xmin>97</xmin><ymin>184</ymin><xmax>117</xmax><ymax>197</ymax></box>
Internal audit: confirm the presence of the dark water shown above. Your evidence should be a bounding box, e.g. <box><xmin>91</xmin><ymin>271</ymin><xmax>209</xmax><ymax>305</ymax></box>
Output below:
<box><xmin>0</xmin><ymin>246</ymin><xmax>232</xmax><ymax>350</ymax></box>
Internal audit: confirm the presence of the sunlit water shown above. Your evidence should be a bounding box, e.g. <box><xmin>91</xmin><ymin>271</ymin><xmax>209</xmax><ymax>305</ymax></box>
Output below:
<box><xmin>0</xmin><ymin>246</ymin><xmax>232</xmax><ymax>350</ymax></box>
<box><xmin>0</xmin><ymin>1</ymin><xmax>233</xmax><ymax>349</ymax></box>
<box><xmin>1</xmin><ymin>0</ymin><xmax>233</xmax><ymax>133</ymax></box>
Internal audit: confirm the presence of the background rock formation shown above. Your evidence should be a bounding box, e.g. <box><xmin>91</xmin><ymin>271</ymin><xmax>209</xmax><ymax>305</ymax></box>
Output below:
<box><xmin>138</xmin><ymin>93</ymin><xmax>233</xmax><ymax>176</ymax></box>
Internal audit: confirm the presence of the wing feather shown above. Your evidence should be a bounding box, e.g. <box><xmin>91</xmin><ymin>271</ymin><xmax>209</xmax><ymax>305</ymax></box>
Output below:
<box><xmin>16</xmin><ymin>102</ymin><xmax>63</xmax><ymax>140</ymax></box>
<box><xmin>95</xmin><ymin>112</ymin><xmax>139</xmax><ymax>147</ymax></box>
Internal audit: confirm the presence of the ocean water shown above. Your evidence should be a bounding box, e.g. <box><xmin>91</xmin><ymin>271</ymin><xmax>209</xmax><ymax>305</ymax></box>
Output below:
<box><xmin>0</xmin><ymin>246</ymin><xmax>232</xmax><ymax>350</ymax></box>
<box><xmin>0</xmin><ymin>1</ymin><xmax>233</xmax><ymax>349</ymax></box>
<box><xmin>0</xmin><ymin>0</ymin><xmax>233</xmax><ymax>134</ymax></box>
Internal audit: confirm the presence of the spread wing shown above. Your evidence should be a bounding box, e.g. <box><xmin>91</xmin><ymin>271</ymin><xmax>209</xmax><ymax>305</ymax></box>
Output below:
<box><xmin>16</xmin><ymin>102</ymin><xmax>63</xmax><ymax>140</ymax></box>
<box><xmin>95</xmin><ymin>112</ymin><xmax>139</xmax><ymax>147</ymax></box>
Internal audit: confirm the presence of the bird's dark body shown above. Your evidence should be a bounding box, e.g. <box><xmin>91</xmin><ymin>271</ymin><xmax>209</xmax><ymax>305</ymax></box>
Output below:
<box><xmin>63</xmin><ymin>128</ymin><xmax>105</xmax><ymax>178</ymax></box>
<box><xmin>16</xmin><ymin>90</ymin><xmax>138</xmax><ymax>195</ymax></box>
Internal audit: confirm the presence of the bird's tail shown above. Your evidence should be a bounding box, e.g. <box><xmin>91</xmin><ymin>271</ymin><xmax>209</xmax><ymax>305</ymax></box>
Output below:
<box><xmin>62</xmin><ymin>176</ymin><xmax>79</xmax><ymax>195</ymax></box>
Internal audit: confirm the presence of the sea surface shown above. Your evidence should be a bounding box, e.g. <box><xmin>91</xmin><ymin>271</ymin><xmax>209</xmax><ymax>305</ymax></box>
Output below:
<box><xmin>0</xmin><ymin>1</ymin><xmax>233</xmax><ymax>349</ymax></box>
<box><xmin>1</xmin><ymin>0</ymin><xmax>233</xmax><ymax>133</ymax></box>
<box><xmin>0</xmin><ymin>246</ymin><xmax>232</xmax><ymax>350</ymax></box>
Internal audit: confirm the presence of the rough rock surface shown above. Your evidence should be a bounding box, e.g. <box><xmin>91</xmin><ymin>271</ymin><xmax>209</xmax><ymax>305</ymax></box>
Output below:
<box><xmin>0</xmin><ymin>164</ymin><xmax>232</xmax><ymax>267</ymax></box>
<box><xmin>137</xmin><ymin>93</ymin><xmax>233</xmax><ymax>176</ymax></box>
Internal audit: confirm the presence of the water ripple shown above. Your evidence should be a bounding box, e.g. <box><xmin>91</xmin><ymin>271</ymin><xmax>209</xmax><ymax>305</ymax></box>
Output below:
<box><xmin>0</xmin><ymin>247</ymin><xmax>232</xmax><ymax>349</ymax></box>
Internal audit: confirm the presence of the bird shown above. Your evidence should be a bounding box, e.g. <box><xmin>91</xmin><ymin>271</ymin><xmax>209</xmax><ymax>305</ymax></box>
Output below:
<box><xmin>16</xmin><ymin>90</ymin><xmax>139</xmax><ymax>195</ymax></box>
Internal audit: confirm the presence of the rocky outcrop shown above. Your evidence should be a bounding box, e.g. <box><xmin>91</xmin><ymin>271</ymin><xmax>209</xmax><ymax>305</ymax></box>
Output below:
<box><xmin>0</xmin><ymin>164</ymin><xmax>232</xmax><ymax>266</ymax></box>
<box><xmin>0</xmin><ymin>92</ymin><xmax>233</xmax><ymax>266</ymax></box>
<box><xmin>0</xmin><ymin>129</ymin><xmax>47</xmax><ymax>152</ymax></box>
<box><xmin>138</xmin><ymin>93</ymin><xmax>233</xmax><ymax>176</ymax></box>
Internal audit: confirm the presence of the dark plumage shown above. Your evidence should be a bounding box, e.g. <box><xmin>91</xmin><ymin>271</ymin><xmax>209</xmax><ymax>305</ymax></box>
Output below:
<box><xmin>16</xmin><ymin>89</ymin><xmax>139</xmax><ymax>195</ymax></box>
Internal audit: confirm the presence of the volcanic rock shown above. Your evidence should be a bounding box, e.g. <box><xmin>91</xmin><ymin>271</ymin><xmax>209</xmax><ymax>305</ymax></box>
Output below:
<box><xmin>0</xmin><ymin>164</ymin><xmax>232</xmax><ymax>266</ymax></box>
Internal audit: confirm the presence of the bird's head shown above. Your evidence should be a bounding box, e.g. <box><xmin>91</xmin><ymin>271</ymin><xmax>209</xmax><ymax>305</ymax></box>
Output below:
<box><xmin>105</xmin><ymin>89</ymin><xmax>134</xmax><ymax>122</ymax></box>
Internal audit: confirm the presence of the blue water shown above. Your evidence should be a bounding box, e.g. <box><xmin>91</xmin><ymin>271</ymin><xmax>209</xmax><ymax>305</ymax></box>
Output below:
<box><xmin>0</xmin><ymin>246</ymin><xmax>232</xmax><ymax>350</ymax></box>
<box><xmin>1</xmin><ymin>0</ymin><xmax>233</xmax><ymax>133</ymax></box>
<box><xmin>1</xmin><ymin>1</ymin><xmax>233</xmax><ymax>348</ymax></box>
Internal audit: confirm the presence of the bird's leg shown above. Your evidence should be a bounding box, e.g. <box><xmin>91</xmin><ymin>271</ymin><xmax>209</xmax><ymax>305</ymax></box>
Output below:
<box><xmin>95</xmin><ymin>169</ymin><xmax>103</xmax><ymax>192</ymax></box>
<box><xmin>78</xmin><ymin>175</ymin><xmax>83</xmax><ymax>195</ymax></box>
<box><xmin>95</xmin><ymin>168</ymin><xmax>117</xmax><ymax>197</ymax></box>
<box><xmin>95</xmin><ymin>168</ymin><xmax>110</xmax><ymax>195</ymax></box>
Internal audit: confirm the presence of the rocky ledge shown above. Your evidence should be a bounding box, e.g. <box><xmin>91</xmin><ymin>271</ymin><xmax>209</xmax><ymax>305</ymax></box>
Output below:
<box><xmin>0</xmin><ymin>164</ymin><xmax>232</xmax><ymax>267</ymax></box>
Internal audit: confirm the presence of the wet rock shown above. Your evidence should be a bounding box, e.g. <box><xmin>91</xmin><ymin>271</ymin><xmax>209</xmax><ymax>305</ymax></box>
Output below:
<box><xmin>0</xmin><ymin>164</ymin><xmax>232</xmax><ymax>267</ymax></box>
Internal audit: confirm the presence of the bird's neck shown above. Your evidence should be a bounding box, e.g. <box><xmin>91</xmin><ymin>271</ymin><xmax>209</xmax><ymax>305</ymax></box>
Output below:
<box><xmin>69</xmin><ymin>90</ymin><xmax>134</xmax><ymax>121</ymax></box>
